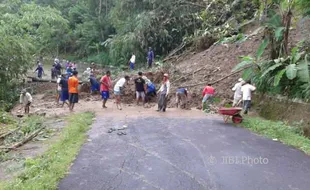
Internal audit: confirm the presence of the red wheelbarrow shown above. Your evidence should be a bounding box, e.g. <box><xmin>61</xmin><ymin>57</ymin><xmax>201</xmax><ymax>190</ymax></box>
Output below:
<box><xmin>218</xmin><ymin>107</ymin><xmax>243</xmax><ymax>124</ymax></box>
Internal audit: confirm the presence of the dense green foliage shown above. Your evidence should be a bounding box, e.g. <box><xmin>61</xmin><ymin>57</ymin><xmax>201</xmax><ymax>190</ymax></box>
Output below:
<box><xmin>233</xmin><ymin>0</ymin><xmax>310</xmax><ymax>101</ymax></box>
<box><xmin>0</xmin><ymin>0</ymin><xmax>68</xmax><ymax>110</ymax></box>
<box><xmin>32</xmin><ymin>0</ymin><xmax>260</xmax><ymax>66</ymax></box>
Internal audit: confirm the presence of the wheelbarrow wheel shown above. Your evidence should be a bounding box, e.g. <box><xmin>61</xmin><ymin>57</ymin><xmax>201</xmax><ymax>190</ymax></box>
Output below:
<box><xmin>232</xmin><ymin>114</ymin><xmax>243</xmax><ymax>124</ymax></box>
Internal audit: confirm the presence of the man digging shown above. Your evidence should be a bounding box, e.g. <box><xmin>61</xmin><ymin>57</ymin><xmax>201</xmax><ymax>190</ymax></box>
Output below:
<box><xmin>20</xmin><ymin>89</ymin><xmax>33</xmax><ymax>114</ymax></box>
<box><xmin>134</xmin><ymin>72</ymin><xmax>147</xmax><ymax>106</ymax></box>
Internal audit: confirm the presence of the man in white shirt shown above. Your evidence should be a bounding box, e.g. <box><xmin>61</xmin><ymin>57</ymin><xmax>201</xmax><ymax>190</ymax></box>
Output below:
<box><xmin>56</xmin><ymin>75</ymin><xmax>62</xmax><ymax>103</ymax></box>
<box><xmin>157</xmin><ymin>73</ymin><xmax>170</xmax><ymax>112</ymax></box>
<box><xmin>241</xmin><ymin>81</ymin><xmax>256</xmax><ymax>114</ymax></box>
<box><xmin>114</xmin><ymin>76</ymin><xmax>130</xmax><ymax>110</ymax></box>
<box><xmin>129</xmin><ymin>53</ymin><xmax>136</xmax><ymax>71</ymax></box>
<box><xmin>20</xmin><ymin>89</ymin><xmax>33</xmax><ymax>114</ymax></box>
<box><xmin>232</xmin><ymin>78</ymin><xmax>244</xmax><ymax>107</ymax></box>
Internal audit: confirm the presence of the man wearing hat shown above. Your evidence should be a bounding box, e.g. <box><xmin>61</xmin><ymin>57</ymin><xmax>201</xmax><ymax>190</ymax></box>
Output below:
<box><xmin>157</xmin><ymin>73</ymin><xmax>170</xmax><ymax>112</ymax></box>
<box><xmin>20</xmin><ymin>89</ymin><xmax>33</xmax><ymax>114</ymax></box>
<box><xmin>232</xmin><ymin>78</ymin><xmax>245</xmax><ymax>107</ymax></box>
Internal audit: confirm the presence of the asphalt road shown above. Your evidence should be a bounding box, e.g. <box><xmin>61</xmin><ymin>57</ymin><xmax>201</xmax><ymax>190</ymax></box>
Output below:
<box><xmin>59</xmin><ymin>116</ymin><xmax>310</xmax><ymax>190</ymax></box>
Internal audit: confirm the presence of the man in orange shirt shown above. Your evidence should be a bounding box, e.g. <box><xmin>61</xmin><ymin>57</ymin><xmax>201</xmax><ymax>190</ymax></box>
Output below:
<box><xmin>68</xmin><ymin>71</ymin><xmax>79</xmax><ymax>111</ymax></box>
<box><xmin>202</xmin><ymin>83</ymin><xmax>215</xmax><ymax>111</ymax></box>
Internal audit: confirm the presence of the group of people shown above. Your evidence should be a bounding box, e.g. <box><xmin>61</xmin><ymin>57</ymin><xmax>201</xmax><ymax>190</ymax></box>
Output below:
<box><xmin>25</xmin><ymin>61</ymin><xmax>256</xmax><ymax>115</ymax></box>
<box><xmin>33</xmin><ymin>59</ymin><xmax>79</xmax><ymax>80</ymax></box>
<box><xmin>128</xmin><ymin>47</ymin><xmax>155</xmax><ymax>71</ymax></box>
<box><xmin>232</xmin><ymin>78</ymin><xmax>256</xmax><ymax>114</ymax></box>
<box><xmin>97</xmin><ymin>71</ymin><xmax>161</xmax><ymax>111</ymax></box>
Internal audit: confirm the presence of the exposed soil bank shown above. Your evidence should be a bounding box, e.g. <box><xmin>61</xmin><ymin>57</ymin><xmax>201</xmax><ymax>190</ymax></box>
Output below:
<box><xmin>254</xmin><ymin>94</ymin><xmax>310</xmax><ymax>137</ymax></box>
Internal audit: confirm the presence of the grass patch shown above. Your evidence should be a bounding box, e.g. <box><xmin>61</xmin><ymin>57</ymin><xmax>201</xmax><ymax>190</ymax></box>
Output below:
<box><xmin>243</xmin><ymin>117</ymin><xmax>310</xmax><ymax>155</ymax></box>
<box><xmin>0</xmin><ymin>112</ymin><xmax>94</xmax><ymax>190</ymax></box>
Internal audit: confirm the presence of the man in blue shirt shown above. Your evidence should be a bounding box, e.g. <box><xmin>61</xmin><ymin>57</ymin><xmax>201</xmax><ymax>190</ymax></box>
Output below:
<box><xmin>59</xmin><ymin>74</ymin><xmax>69</xmax><ymax>107</ymax></box>
<box><xmin>89</xmin><ymin>74</ymin><xmax>100</xmax><ymax>94</ymax></box>
<box><xmin>34</xmin><ymin>62</ymin><xmax>44</xmax><ymax>78</ymax></box>
<box><xmin>176</xmin><ymin>88</ymin><xmax>188</xmax><ymax>109</ymax></box>
<box><xmin>147</xmin><ymin>47</ymin><xmax>154</xmax><ymax>68</ymax></box>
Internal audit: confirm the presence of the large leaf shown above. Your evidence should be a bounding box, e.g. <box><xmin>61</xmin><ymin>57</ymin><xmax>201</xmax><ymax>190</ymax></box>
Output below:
<box><xmin>275</xmin><ymin>27</ymin><xmax>285</xmax><ymax>41</ymax></box>
<box><xmin>266</xmin><ymin>14</ymin><xmax>282</xmax><ymax>28</ymax></box>
<box><xmin>297</xmin><ymin>60</ymin><xmax>310</xmax><ymax>82</ymax></box>
<box><xmin>232</xmin><ymin>56</ymin><xmax>253</xmax><ymax>72</ymax></box>
<box><xmin>286</xmin><ymin>64</ymin><xmax>297</xmax><ymax>80</ymax></box>
<box><xmin>292</xmin><ymin>52</ymin><xmax>302</xmax><ymax>65</ymax></box>
<box><xmin>261</xmin><ymin>63</ymin><xmax>283</xmax><ymax>78</ymax></box>
<box><xmin>274</xmin><ymin>69</ymin><xmax>286</xmax><ymax>86</ymax></box>
<box><xmin>256</xmin><ymin>39</ymin><xmax>269</xmax><ymax>60</ymax></box>
<box><xmin>242</xmin><ymin>68</ymin><xmax>254</xmax><ymax>81</ymax></box>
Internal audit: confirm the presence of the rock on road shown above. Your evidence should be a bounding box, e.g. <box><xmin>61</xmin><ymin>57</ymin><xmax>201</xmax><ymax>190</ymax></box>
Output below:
<box><xmin>59</xmin><ymin>112</ymin><xmax>310</xmax><ymax>190</ymax></box>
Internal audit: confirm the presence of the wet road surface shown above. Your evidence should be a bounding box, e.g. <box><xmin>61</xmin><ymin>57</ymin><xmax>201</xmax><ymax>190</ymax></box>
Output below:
<box><xmin>59</xmin><ymin>116</ymin><xmax>310</xmax><ymax>190</ymax></box>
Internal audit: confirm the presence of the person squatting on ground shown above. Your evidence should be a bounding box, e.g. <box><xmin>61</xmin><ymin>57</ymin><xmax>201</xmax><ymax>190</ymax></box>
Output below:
<box><xmin>34</xmin><ymin>61</ymin><xmax>44</xmax><ymax>78</ymax></box>
<box><xmin>147</xmin><ymin>47</ymin><xmax>154</xmax><ymax>68</ymax></box>
<box><xmin>232</xmin><ymin>78</ymin><xmax>245</xmax><ymax>107</ymax></box>
<box><xmin>68</xmin><ymin>71</ymin><xmax>79</xmax><ymax>112</ymax></box>
<box><xmin>59</xmin><ymin>73</ymin><xmax>70</xmax><ymax>107</ymax></box>
<box><xmin>20</xmin><ymin>89</ymin><xmax>32</xmax><ymax>114</ymax></box>
<box><xmin>134</xmin><ymin>72</ymin><xmax>147</xmax><ymax>106</ymax></box>
<box><xmin>202</xmin><ymin>83</ymin><xmax>215</xmax><ymax>112</ymax></box>
<box><xmin>241</xmin><ymin>80</ymin><xmax>256</xmax><ymax>114</ymax></box>
<box><xmin>157</xmin><ymin>73</ymin><xmax>170</xmax><ymax>112</ymax></box>
<box><xmin>176</xmin><ymin>88</ymin><xmax>188</xmax><ymax>109</ymax></box>
<box><xmin>90</xmin><ymin>74</ymin><xmax>100</xmax><ymax>94</ymax></box>
<box><xmin>114</xmin><ymin>76</ymin><xmax>130</xmax><ymax>110</ymax></box>
<box><xmin>129</xmin><ymin>53</ymin><xmax>136</xmax><ymax>71</ymax></box>
<box><xmin>100</xmin><ymin>71</ymin><xmax>112</xmax><ymax>108</ymax></box>
<box><xmin>142</xmin><ymin>75</ymin><xmax>156</xmax><ymax>103</ymax></box>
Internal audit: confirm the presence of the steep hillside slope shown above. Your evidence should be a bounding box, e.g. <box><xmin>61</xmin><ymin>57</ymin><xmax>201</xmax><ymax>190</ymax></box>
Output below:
<box><xmin>165</xmin><ymin>26</ymin><xmax>302</xmax><ymax>108</ymax></box>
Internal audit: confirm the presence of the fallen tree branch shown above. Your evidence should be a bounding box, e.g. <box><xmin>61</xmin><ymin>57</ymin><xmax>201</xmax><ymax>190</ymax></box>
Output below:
<box><xmin>179</xmin><ymin>65</ymin><xmax>251</xmax><ymax>88</ymax></box>
<box><xmin>0</xmin><ymin>126</ymin><xmax>46</xmax><ymax>153</ymax></box>
<box><xmin>172</xmin><ymin>65</ymin><xmax>220</xmax><ymax>84</ymax></box>
<box><xmin>163</xmin><ymin>42</ymin><xmax>187</xmax><ymax>62</ymax></box>
<box><xmin>27</xmin><ymin>76</ymin><xmax>83</xmax><ymax>84</ymax></box>
<box><xmin>0</xmin><ymin>119</ymin><xmax>23</xmax><ymax>141</ymax></box>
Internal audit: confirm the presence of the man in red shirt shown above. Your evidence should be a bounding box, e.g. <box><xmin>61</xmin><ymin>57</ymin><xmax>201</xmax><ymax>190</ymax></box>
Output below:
<box><xmin>202</xmin><ymin>83</ymin><xmax>215</xmax><ymax>111</ymax></box>
<box><xmin>100</xmin><ymin>70</ymin><xmax>112</xmax><ymax>108</ymax></box>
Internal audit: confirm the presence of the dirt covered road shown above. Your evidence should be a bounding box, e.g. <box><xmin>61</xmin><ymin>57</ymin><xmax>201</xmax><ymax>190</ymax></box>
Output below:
<box><xmin>58</xmin><ymin>107</ymin><xmax>310</xmax><ymax>190</ymax></box>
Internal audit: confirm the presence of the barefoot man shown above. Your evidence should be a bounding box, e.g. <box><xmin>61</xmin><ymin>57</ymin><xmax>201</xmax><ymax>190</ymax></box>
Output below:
<box><xmin>134</xmin><ymin>72</ymin><xmax>146</xmax><ymax>106</ymax></box>
<box><xmin>114</xmin><ymin>76</ymin><xmax>130</xmax><ymax>110</ymax></box>
<box><xmin>100</xmin><ymin>70</ymin><xmax>112</xmax><ymax>108</ymax></box>
<box><xmin>68</xmin><ymin>71</ymin><xmax>79</xmax><ymax>112</ymax></box>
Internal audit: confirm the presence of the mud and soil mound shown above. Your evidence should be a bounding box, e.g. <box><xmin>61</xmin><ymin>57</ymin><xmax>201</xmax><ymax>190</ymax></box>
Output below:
<box><xmin>164</xmin><ymin>27</ymin><xmax>302</xmax><ymax>108</ymax></box>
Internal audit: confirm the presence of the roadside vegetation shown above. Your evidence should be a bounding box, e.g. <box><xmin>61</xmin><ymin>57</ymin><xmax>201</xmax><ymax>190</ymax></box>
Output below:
<box><xmin>233</xmin><ymin>0</ymin><xmax>310</xmax><ymax>101</ymax></box>
<box><xmin>0</xmin><ymin>112</ymin><xmax>94</xmax><ymax>190</ymax></box>
<box><xmin>243</xmin><ymin>117</ymin><xmax>310</xmax><ymax>155</ymax></box>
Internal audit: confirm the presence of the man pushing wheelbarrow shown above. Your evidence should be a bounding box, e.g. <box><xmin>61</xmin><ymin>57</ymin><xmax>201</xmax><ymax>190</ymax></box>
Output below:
<box><xmin>218</xmin><ymin>80</ymin><xmax>256</xmax><ymax>124</ymax></box>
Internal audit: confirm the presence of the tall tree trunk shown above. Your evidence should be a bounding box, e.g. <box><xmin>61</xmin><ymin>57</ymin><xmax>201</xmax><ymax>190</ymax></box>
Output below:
<box><xmin>106</xmin><ymin>0</ymin><xmax>108</xmax><ymax>16</ymax></box>
<box><xmin>283</xmin><ymin>10</ymin><xmax>292</xmax><ymax>55</ymax></box>
<box><xmin>99</xmin><ymin>0</ymin><xmax>102</xmax><ymax>16</ymax></box>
